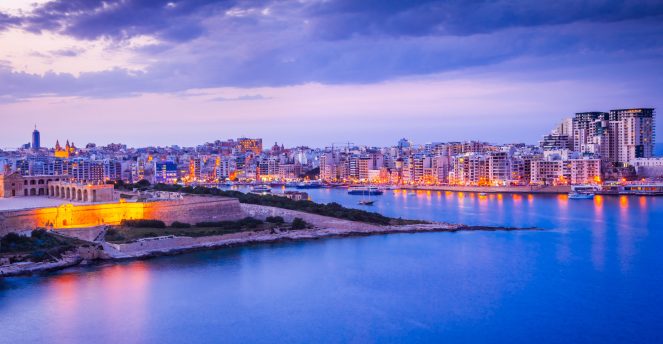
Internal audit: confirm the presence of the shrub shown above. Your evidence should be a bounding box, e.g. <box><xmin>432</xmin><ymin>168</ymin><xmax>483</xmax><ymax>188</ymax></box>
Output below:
<box><xmin>266</xmin><ymin>216</ymin><xmax>285</xmax><ymax>224</ymax></box>
<box><xmin>195</xmin><ymin>217</ymin><xmax>263</xmax><ymax>230</ymax></box>
<box><xmin>291</xmin><ymin>217</ymin><xmax>308</xmax><ymax>230</ymax></box>
<box><xmin>121</xmin><ymin>219</ymin><xmax>166</xmax><ymax>228</ymax></box>
<box><xmin>171</xmin><ymin>221</ymin><xmax>191</xmax><ymax>228</ymax></box>
<box><xmin>152</xmin><ymin>184</ymin><xmax>399</xmax><ymax>225</ymax></box>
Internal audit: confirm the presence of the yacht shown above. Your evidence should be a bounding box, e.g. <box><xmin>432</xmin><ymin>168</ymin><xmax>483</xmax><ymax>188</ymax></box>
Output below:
<box><xmin>348</xmin><ymin>186</ymin><xmax>384</xmax><ymax>195</ymax></box>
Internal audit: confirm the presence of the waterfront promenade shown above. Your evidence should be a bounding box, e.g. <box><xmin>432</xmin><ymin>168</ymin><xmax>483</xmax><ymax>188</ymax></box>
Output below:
<box><xmin>396</xmin><ymin>184</ymin><xmax>571</xmax><ymax>194</ymax></box>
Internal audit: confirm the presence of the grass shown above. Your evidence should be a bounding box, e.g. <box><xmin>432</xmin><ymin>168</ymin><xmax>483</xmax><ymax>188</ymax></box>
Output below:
<box><xmin>0</xmin><ymin>229</ymin><xmax>80</xmax><ymax>262</ymax></box>
<box><xmin>152</xmin><ymin>183</ymin><xmax>429</xmax><ymax>225</ymax></box>
<box><xmin>105</xmin><ymin>216</ymin><xmax>315</xmax><ymax>244</ymax></box>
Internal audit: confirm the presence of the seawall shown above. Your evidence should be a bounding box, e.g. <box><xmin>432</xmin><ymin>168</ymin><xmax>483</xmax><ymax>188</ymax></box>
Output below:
<box><xmin>0</xmin><ymin>196</ymin><xmax>243</xmax><ymax>236</ymax></box>
<box><xmin>398</xmin><ymin>185</ymin><xmax>571</xmax><ymax>194</ymax></box>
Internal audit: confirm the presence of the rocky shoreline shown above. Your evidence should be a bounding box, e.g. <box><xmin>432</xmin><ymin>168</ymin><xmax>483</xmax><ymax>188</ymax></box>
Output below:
<box><xmin>2</xmin><ymin>222</ymin><xmax>540</xmax><ymax>277</ymax></box>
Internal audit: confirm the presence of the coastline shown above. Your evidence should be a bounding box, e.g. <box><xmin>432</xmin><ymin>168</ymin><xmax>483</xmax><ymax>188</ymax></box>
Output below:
<box><xmin>1</xmin><ymin>221</ymin><xmax>540</xmax><ymax>278</ymax></box>
<box><xmin>396</xmin><ymin>184</ymin><xmax>570</xmax><ymax>194</ymax></box>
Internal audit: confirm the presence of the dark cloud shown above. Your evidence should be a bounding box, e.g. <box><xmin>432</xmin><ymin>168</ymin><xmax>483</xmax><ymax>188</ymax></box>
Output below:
<box><xmin>0</xmin><ymin>11</ymin><xmax>20</xmax><ymax>30</ymax></box>
<box><xmin>306</xmin><ymin>0</ymin><xmax>663</xmax><ymax>39</ymax></box>
<box><xmin>19</xmin><ymin>0</ymin><xmax>237</xmax><ymax>42</ymax></box>
<box><xmin>0</xmin><ymin>0</ymin><xmax>662</xmax><ymax>99</ymax></box>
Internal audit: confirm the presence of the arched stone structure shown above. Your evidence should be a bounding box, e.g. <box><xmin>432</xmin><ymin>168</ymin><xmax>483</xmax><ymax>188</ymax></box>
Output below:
<box><xmin>47</xmin><ymin>181</ymin><xmax>114</xmax><ymax>203</ymax></box>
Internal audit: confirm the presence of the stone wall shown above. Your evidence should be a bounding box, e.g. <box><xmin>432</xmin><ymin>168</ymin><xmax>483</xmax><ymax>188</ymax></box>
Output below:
<box><xmin>0</xmin><ymin>196</ymin><xmax>243</xmax><ymax>236</ymax></box>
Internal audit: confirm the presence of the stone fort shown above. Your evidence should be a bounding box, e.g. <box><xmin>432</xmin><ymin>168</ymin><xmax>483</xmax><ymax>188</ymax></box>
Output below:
<box><xmin>0</xmin><ymin>196</ymin><xmax>243</xmax><ymax>236</ymax></box>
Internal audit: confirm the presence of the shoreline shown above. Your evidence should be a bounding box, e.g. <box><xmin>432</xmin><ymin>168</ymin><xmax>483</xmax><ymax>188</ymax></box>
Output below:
<box><xmin>1</xmin><ymin>223</ymin><xmax>540</xmax><ymax>277</ymax></box>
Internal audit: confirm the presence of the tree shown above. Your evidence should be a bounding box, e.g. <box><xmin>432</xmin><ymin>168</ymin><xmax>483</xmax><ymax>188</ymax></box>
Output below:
<box><xmin>266</xmin><ymin>216</ymin><xmax>285</xmax><ymax>224</ymax></box>
<box><xmin>291</xmin><ymin>217</ymin><xmax>308</xmax><ymax>230</ymax></box>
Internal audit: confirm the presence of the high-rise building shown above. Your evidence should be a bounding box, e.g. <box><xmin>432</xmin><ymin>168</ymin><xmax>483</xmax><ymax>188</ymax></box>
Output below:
<box><xmin>31</xmin><ymin>126</ymin><xmax>40</xmax><ymax>151</ymax></box>
<box><xmin>572</xmin><ymin>108</ymin><xmax>656</xmax><ymax>167</ymax></box>
<box><xmin>611</xmin><ymin>108</ymin><xmax>656</xmax><ymax>164</ymax></box>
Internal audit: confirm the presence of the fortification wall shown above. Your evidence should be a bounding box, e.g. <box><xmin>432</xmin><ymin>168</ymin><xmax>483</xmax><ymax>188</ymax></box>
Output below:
<box><xmin>0</xmin><ymin>196</ymin><xmax>243</xmax><ymax>236</ymax></box>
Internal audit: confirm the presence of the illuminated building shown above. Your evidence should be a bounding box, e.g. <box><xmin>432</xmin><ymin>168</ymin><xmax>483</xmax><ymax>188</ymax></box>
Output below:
<box><xmin>0</xmin><ymin>173</ymin><xmax>67</xmax><ymax>197</ymax></box>
<box><xmin>572</xmin><ymin>108</ymin><xmax>655</xmax><ymax>167</ymax></box>
<box><xmin>237</xmin><ymin>137</ymin><xmax>263</xmax><ymax>155</ymax></box>
<box><xmin>612</xmin><ymin>108</ymin><xmax>656</xmax><ymax>163</ymax></box>
<box><xmin>488</xmin><ymin>151</ymin><xmax>510</xmax><ymax>186</ymax></box>
<box><xmin>154</xmin><ymin>161</ymin><xmax>178</xmax><ymax>184</ymax></box>
<box><xmin>54</xmin><ymin>140</ymin><xmax>76</xmax><ymax>158</ymax></box>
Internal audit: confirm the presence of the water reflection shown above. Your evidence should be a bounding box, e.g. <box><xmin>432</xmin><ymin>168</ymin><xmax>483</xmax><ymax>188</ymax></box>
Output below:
<box><xmin>1</xmin><ymin>187</ymin><xmax>661</xmax><ymax>343</ymax></box>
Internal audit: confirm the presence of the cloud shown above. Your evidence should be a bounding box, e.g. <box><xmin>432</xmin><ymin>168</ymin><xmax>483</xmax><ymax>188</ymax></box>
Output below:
<box><xmin>306</xmin><ymin>0</ymin><xmax>663</xmax><ymax>39</ymax></box>
<box><xmin>210</xmin><ymin>94</ymin><xmax>270</xmax><ymax>102</ymax></box>
<box><xmin>0</xmin><ymin>0</ymin><xmax>661</xmax><ymax>100</ymax></box>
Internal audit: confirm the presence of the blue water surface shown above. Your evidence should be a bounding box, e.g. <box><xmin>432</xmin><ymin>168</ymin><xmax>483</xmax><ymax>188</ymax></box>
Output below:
<box><xmin>1</xmin><ymin>189</ymin><xmax>661</xmax><ymax>343</ymax></box>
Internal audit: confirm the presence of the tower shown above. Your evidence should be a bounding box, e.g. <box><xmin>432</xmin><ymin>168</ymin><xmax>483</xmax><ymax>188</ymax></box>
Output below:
<box><xmin>31</xmin><ymin>125</ymin><xmax>40</xmax><ymax>151</ymax></box>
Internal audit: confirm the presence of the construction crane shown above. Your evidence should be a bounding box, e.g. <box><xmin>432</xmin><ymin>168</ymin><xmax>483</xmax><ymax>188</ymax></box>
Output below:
<box><xmin>330</xmin><ymin>141</ymin><xmax>355</xmax><ymax>153</ymax></box>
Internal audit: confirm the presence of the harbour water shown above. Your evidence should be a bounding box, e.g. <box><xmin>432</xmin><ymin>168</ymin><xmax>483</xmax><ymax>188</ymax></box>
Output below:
<box><xmin>1</xmin><ymin>189</ymin><xmax>662</xmax><ymax>343</ymax></box>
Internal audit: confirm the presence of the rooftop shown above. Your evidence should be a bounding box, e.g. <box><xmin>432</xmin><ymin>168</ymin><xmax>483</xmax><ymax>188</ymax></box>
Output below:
<box><xmin>0</xmin><ymin>197</ymin><xmax>83</xmax><ymax>211</ymax></box>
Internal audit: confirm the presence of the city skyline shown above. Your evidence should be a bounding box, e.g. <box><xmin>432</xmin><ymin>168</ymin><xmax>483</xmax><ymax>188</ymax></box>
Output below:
<box><xmin>1</xmin><ymin>1</ymin><xmax>662</xmax><ymax>147</ymax></box>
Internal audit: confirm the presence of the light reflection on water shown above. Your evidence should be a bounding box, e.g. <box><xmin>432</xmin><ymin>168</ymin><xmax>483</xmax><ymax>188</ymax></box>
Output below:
<box><xmin>0</xmin><ymin>187</ymin><xmax>661</xmax><ymax>343</ymax></box>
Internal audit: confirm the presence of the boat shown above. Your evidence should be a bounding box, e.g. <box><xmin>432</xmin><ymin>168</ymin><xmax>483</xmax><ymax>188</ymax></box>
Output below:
<box><xmin>269</xmin><ymin>181</ymin><xmax>285</xmax><ymax>187</ymax></box>
<box><xmin>478</xmin><ymin>192</ymin><xmax>488</xmax><ymax>197</ymax></box>
<box><xmin>296</xmin><ymin>181</ymin><xmax>323</xmax><ymax>189</ymax></box>
<box><xmin>568</xmin><ymin>191</ymin><xmax>594</xmax><ymax>199</ymax></box>
<box><xmin>358</xmin><ymin>200</ymin><xmax>375</xmax><ymax>206</ymax></box>
<box><xmin>348</xmin><ymin>186</ymin><xmax>384</xmax><ymax>195</ymax></box>
<box><xmin>250</xmin><ymin>185</ymin><xmax>271</xmax><ymax>194</ymax></box>
<box><xmin>568</xmin><ymin>185</ymin><xmax>596</xmax><ymax>199</ymax></box>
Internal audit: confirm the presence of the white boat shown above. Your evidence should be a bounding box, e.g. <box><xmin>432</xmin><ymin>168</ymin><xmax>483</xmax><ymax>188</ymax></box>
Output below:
<box><xmin>250</xmin><ymin>185</ymin><xmax>271</xmax><ymax>194</ymax></box>
<box><xmin>568</xmin><ymin>192</ymin><xmax>594</xmax><ymax>199</ymax></box>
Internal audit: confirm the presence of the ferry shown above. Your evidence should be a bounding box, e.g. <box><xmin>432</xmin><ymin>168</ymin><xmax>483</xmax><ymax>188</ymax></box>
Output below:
<box><xmin>348</xmin><ymin>186</ymin><xmax>384</xmax><ymax>195</ymax></box>
<box><xmin>250</xmin><ymin>185</ymin><xmax>272</xmax><ymax>194</ymax></box>
<box><xmin>568</xmin><ymin>185</ymin><xmax>596</xmax><ymax>199</ymax></box>
<box><xmin>568</xmin><ymin>191</ymin><xmax>594</xmax><ymax>199</ymax></box>
<box><xmin>296</xmin><ymin>181</ymin><xmax>323</xmax><ymax>189</ymax></box>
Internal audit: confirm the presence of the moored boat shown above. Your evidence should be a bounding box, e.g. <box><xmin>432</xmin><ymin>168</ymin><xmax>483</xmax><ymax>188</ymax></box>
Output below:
<box><xmin>568</xmin><ymin>191</ymin><xmax>594</xmax><ymax>199</ymax></box>
<box><xmin>348</xmin><ymin>186</ymin><xmax>384</xmax><ymax>195</ymax></box>
<box><xmin>250</xmin><ymin>185</ymin><xmax>272</xmax><ymax>194</ymax></box>
<box><xmin>296</xmin><ymin>181</ymin><xmax>323</xmax><ymax>189</ymax></box>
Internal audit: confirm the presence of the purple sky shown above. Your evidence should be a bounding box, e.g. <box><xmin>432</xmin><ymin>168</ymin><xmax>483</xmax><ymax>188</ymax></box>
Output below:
<box><xmin>1</xmin><ymin>0</ymin><xmax>662</xmax><ymax>148</ymax></box>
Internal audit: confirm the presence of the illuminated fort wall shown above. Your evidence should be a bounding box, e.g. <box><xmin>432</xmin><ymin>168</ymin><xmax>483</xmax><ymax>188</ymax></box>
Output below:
<box><xmin>0</xmin><ymin>197</ymin><xmax>243</xmax><ymax>236</ymax></box>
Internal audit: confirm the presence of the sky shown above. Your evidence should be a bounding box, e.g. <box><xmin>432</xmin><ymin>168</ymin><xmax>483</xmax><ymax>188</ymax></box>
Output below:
<box><xmin>0</xmin><ymin>0</ymin><xmax>662</xmax><ymax>149</ymax></box>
